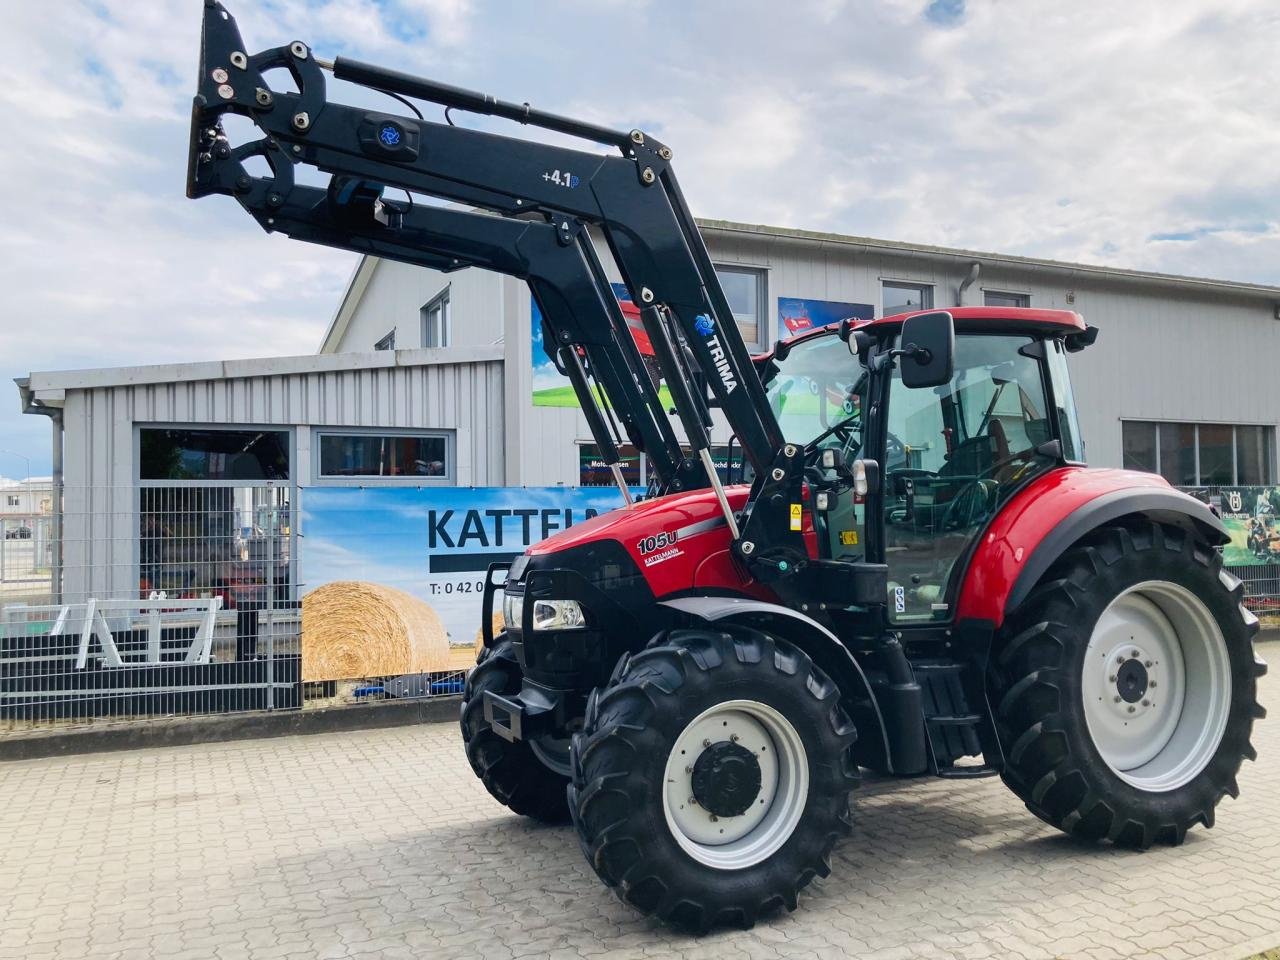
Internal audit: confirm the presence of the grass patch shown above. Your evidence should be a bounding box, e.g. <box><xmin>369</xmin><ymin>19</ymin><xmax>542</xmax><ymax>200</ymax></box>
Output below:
<box><xmin>533</xmin><ymin>385</ymin><xmax>675</xmax><ymax>408</ymax></box>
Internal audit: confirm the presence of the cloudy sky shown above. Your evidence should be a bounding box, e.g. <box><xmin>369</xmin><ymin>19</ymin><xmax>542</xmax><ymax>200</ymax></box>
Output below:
<box><xmin>2</xmin><ymin>0</ymin><xmax>1278</xmax><ymax>474</ymax></box>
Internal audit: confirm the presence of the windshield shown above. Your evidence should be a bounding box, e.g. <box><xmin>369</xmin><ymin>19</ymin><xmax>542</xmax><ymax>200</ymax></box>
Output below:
<box><xmin>765</xmin><ymin>333</ymin><xmax>867</xmax><ymax>455</ymax></box>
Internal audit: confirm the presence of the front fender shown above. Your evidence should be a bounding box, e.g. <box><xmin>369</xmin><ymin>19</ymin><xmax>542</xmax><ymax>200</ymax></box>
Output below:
<box><xmin>659</xmin><ymin>597</ymin><xmax>894</xmax><ymax>772</ymax></box>
<box><xmin>956</xmin><ymin>467</ymin><xmax>1227</xmax><ymax>628</ymax></box>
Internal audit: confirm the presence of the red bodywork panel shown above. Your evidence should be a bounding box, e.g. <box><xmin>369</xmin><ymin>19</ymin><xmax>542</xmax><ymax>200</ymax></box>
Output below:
<box><xmin>529</xmin><ymin>486</ymin><xmax>820</xmax><ymax>601</ymax></box>
<box><xmin>619</xmin><ymin>297</ymin><xmax>655</xmax><ymax>356</ymax></box>
<box><xmin>955</xmin><ymin>466</ymin><xmax>1175</xmax><ymax>627</ymax></box>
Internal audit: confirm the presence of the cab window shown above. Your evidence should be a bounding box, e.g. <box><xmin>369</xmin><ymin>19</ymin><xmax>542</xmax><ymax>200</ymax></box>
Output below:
<box><xmin>885</xmin><ymin>334</ymin><xmax>1053</xmax><ymax>622</ymax></box>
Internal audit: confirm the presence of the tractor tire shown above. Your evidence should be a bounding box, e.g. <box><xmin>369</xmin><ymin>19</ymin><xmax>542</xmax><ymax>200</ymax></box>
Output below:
<box><xmin>568</xmin><ymin>625</ymin><xmax>859</xmax><ymax>933</ymax></box>
<box><xmin>989</xmin><ymin>520</ymin><xmax>1266</xmax><ymax>848</ymax></box>
<box><xmin>460</xmin><ymin>639</ymin><xmax>571</xmax><ymax>824</ymax></box>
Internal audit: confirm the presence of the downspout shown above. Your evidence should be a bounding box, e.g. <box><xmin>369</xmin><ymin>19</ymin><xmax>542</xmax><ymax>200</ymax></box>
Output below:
<box><xmin>957</xmin><ymin>262</ymin><xmax>980</xmax><ymax>306</ymax></box>
<box><xmin>16</xmin><ymin>380</ymin><xmax>63</xmax><ymax>604</ymax></box>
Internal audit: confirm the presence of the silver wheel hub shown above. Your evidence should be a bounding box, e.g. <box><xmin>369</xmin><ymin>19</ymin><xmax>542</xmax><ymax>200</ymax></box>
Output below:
<box><xmin>661</xmin><ymin>700</ymin><xmax>808</xmax><ymax>870</ymax></box>
<box><xmin>1082</xmin><ymin>580</ymin><xmax>1231</xmax><ymax>792</ymax></box>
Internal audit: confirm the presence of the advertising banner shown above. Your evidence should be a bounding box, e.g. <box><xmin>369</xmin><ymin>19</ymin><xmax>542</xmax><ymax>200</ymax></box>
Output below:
<box><xmin>300</xmin><ymin>486</ymin><xmax>634</xmax><ymax>681</ymax></box>
<box><xmin>532</xmin><ymin>283</ymin><xmax>636</xmax><ymax>407</ymax></box>
<box><xmin>778</xmin><ymin>297</ymin><xmax>874</xmax><ymax>336</ymax></box>
<box><xmin>1219</xmin><ymin>486</ymin><xmax>1280</xmax><ymax>565</ymax></box>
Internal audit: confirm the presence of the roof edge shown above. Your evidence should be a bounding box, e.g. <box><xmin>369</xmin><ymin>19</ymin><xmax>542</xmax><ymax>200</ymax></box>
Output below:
<box><xmin>23</xmin><ymin>345</ymin><xmax>503</xmax><ymax>396</ymax></box>
<box><xmin>695</xmin><ymin>218</ymin><xmax>1280</xmax><ymax>298</ymax></box>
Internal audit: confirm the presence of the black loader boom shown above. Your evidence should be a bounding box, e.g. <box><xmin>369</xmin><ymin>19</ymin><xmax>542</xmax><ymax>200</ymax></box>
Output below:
<box><xmin>186</xmin><ymin>0</ymin><xmax>845</xmax><ymax>590</ymax></box>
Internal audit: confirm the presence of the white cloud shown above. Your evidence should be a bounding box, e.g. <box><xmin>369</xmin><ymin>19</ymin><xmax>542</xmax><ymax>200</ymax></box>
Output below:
<box><xmin>2</xmin><ymin>0</ymin><xmax>1278</xmax><ymax>472</ymax></box>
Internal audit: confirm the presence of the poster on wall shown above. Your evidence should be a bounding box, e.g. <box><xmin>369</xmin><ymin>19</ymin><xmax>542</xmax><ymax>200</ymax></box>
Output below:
<box><xmin>1219</xmin><ymin>486</ymin><xmax>1280</xmax><ymax>565</ymax></box>
<box><xmin>533</xmin><ymin>283</ymin><xmax>634</xmax><ymax>407</ymax></box>
<box><xmin>300</xmin><ymin>486</ymin><xmax>634</xmax><ymax>682</ymax></box>
<box><xmin>532</xmin><ymin>283</ymin><xmax>672</xmax><ymax>408</ymax></box>
<box><xmin>778</xmin><ymin>297</ymin><xmax>874</xmax><ymax>335</ymax></box>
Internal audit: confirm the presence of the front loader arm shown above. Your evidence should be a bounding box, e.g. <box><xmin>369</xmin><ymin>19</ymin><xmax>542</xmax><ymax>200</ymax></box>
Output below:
<box><xmin>191</xmin><ymin>116</ymin><xmax>694</xmax><ymax>490</ymax></box>
<box><xmin>189</xmin><ymin>0</ymin><xmax>819</xmax><ymax>584</ymax></box>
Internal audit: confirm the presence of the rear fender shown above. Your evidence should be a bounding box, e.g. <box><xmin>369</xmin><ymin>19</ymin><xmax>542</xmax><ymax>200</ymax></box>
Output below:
<box><xmin>659</xmin><ymin>597</ymin><xmax>893</xmax><ymax>772</ymax></box>
<box><xmin>956</xmin><ymin>467</ymin><xmax>1227</xmax><ymax>628</ymax></box>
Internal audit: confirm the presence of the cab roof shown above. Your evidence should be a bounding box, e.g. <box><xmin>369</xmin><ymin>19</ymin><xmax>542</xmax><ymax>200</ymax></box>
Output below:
<box><xmin>782</xmin><ymin>306</ymin><xmax>1087</xmax><ymax>349</ymax></box>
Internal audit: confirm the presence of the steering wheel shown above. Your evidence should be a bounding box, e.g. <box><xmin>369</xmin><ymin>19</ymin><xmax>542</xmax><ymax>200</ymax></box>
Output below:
<box><xmin>938</xmin><ymin>478</ymin><xmax>995</xmax><ymax>531</ymax></box>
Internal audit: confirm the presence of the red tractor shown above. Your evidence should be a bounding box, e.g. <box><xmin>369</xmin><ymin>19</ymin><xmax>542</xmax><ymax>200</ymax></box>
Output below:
<box><xmin>189</xmin><ymin>4</ymin><xmax>1265</xmax><ymax>933</ymax></box>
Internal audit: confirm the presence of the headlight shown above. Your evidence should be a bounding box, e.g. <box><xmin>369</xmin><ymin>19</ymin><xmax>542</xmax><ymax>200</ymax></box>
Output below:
<box><xmin>502</xmin><ymin>592</ymin><xmax>523</xmax><ymax>630</ymax></box>
<box><xmin>531</xmin><ymin>599</ymin><xmax>586</xmax><ymax>630</ymax></box>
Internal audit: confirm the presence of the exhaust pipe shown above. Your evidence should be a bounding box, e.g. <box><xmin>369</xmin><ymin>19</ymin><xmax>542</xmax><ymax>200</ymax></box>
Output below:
<box><xmin>957</xmin><ymin>262</ymin><xmax>980</xmax><ymax>306</ymax></box>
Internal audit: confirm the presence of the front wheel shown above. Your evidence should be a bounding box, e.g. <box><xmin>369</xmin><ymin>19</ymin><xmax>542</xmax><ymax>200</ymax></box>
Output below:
<box><xmin>460</xmin><ymin>639</ymin><xmax>571</xmax><ymax>823</ymax></box>
<box><xmin>990</xmin><ymin>521</ymin><xmax>1267</xmax><ymax>847</ymax></box>
<box><xmin>569</xmin><ymin>625</ymin><xmax>859</xmax><ymax>932</ymax></box>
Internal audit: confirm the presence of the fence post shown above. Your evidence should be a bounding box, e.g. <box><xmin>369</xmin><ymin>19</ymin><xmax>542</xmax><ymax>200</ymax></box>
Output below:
<box><xmin>265</xmin><ymin>492</ymin><xmax>276</xmax><ymax>710</ymax></box>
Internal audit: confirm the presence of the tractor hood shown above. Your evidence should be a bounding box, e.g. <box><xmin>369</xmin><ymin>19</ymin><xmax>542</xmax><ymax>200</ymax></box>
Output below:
<box><xmin>528</xmin><ymin>486</ymin><xmax>750</xmax><ymax>556</ymax></box>
<box><xmin>522</xmin><ymin>484</ymin><xmax>773</xmax><ymax>600</ymax></box>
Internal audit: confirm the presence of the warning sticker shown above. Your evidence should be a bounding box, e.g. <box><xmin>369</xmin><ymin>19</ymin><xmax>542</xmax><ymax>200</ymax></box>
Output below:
<box><xmin>839</xmin><ymin>530</ymin><xmax>859</xmax><ymax>546</ymax></box>
<box><xmin>789</xmin><ymin>503</ymin><xmax>802</xmax><ymax>531</ymax></box>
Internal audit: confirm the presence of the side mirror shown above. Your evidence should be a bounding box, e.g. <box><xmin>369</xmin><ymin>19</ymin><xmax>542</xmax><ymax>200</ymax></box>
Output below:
<box><xmin>899</xmin><ymin>311</ymin><xmax>955</xmax><ymax>388</ymax></box>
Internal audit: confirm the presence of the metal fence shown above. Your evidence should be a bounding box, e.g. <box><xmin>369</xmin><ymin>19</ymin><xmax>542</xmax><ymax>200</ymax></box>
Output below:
<box><xmin>0</xmin><ymin>484</ymin><xmax>468</xmax><ymax>738</ymax></box>
<box><xmin>1</xmin><ymin>481</ymin><xmax>1275</xmax><ymax>739</ymax></box>
<box><xmin>0</xmin><ymin>514</ymin><xmax>52</xmax><ymax>588</ymax></box>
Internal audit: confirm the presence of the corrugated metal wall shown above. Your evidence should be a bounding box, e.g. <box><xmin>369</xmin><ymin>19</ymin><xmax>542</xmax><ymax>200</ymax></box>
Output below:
<box><xmin>59</xmin><ymin>357</ymin><xmax>504</xmax><ymax>600</ymax></box>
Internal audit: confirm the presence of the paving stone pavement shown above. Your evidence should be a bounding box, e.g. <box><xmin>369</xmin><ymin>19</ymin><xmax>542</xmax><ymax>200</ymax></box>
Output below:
<box><xmin>1</xmin><ymin>640</ymin><xmax>1278</xmax><ymax>960</ymax></box>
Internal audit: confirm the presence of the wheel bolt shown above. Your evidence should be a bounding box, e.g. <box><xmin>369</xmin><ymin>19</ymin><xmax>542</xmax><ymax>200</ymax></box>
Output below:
<box><xmin>1113</xmin><ymin>695</ymin><xmax>1122</xmax><ymax>703</ymax></box>
<box><xmin>1127</xmin><ymin>705</ymin><xmax>1136</xmax><ymax>713</ymax></box>
<box><xmin>702</xmin><ymin>739</ymin><xmax>711</xmax><ymax>748</ymax></box>
<box><xmin>710</xmin><ymin>815</ymin><xmax>719</xmax><ymax>822</ymax></box>
<box><xmin>685</xmin><ymin>766</ymin><xmax>692</xmax><ymax>774</ymax></box>
<box><xmin>730</xmin><ymin>734</ymin><xmax>740</xmax><ymax>743</ymax></box>
<box><xmin>1145</xmin><ymin>660</ymin><xmax>1153</xmax><ymax>668</ymax></box>
<box><xmin>1130</xmin><ymin>650</ymin><xmax>1140</xmax><ymax>659</ymax></box>
<box><xmin>1142</xmin><ymin>699</ymin><xmax>1150</xmax><ymax>707</ymax></box>
<box><xmin>1109</xmin><ymin>675</ymin><xmax>1117</xmax><ymax>683</ymax></box>
<box><xmin>688</xmin><ymin>796</ymin><xmax>697</xmax><ymax>806</ymax></box>
<box><xmin>1116</xmin><ymin>655</ymin><xmax>1125</xmax><ymax>665</ymax></box>
<box><xmin>1150</xmin><ymin>681</ymin><xmax>1157</xmax><ymax>689</ymax></box>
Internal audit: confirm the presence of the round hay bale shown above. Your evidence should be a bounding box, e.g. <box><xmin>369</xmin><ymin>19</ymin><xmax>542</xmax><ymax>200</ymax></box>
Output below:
<box><xmin>474</xmin><ymin>612</ymin><xmax>504</xmax><ymax>654</ymax></box>
<box><xmin>301</xmin><ymin>580</ymin><xmax>450</xmax><ymax>682</ymax></box>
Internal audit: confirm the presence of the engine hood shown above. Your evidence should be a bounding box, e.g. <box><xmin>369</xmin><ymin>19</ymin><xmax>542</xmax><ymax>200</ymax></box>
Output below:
<box><xmin>528</xmin><ymin>485</ymin><xmax>751</xmax><ymax>556</ymax></box>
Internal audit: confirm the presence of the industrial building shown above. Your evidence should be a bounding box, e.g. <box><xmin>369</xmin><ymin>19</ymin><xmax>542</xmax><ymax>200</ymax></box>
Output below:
<box><xmin>317</xmin><ymin>218</ymin><xmax>1280</xmax><ymax>489</ymax></box>
<box><xmin>9</xmin><ymin>216</ymin><xmax>1280</xmax><ymax>604</ymax></box>
<box><xmin>9</xmin><ymin>216</ymin><xmax>1280</xmax><ymax>721</ymax></box>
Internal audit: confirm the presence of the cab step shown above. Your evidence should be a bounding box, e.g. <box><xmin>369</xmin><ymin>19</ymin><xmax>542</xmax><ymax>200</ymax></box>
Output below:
<box><xmin>912</xmin><ymin>659</ymin><xmax>1002</xmax><ymax>778</ymax></box>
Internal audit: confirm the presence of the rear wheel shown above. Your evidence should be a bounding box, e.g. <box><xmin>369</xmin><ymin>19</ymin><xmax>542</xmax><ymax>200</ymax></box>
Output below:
<box><xmin>990</xmin><ymin>521</ymin><xmax>1266</xmax><ymax>847</ymax></box>
<box><xmin>460</xmin><ymin>639</ymin><xmax>571</xmax><ymax>824</ymax></box>
<box><xmin>569</xmin><ymin>625</ymin><xmax>859</xmax><ymax>932</ymax></box>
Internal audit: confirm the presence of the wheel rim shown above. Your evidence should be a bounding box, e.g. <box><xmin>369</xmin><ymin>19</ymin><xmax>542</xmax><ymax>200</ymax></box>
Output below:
<box><xmin>1081</xmin><ymin>579</ymin><xmax>1232</xmax><ymax>792</ymax></box>
<box><xmin>661</xmin><ymin>699</ymin><xmax>808</xmax><ymax>870</ymax></box>
<box><xmin>531</xmin><ymin>735</ymin><xmax>572</xmax><ymax>777</ymax></box>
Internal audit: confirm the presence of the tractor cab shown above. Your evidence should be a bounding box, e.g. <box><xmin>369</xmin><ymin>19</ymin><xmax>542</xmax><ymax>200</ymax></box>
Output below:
<box><xmin>762</xmin><ymin>307</ymin><xmax>1092</xmax><ymax>621</ymax></box>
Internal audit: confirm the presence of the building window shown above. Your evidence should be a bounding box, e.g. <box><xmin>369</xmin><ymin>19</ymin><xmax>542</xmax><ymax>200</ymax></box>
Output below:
<box><xmin>374</xmin><ymin>329</ymin><xmax>396</xmax><ymax>351</ymax></box>
<box><xmin>882</xmin><ymin>281</ymin><xmax>934</xmax><ymax>315</ymax></box>
<box><xmin>5</xmin><ymin>495</ymin><xmax>18</xmax><ymax>507</ymax></box>
<box><xmin>984</xmin><ymin>290</ymin><xmax>1030</xmax><ymax>308</ymax></box>
<box><xmin>1121</xmin><ymin>421</ymin><xmax>1274</xmax><ymax>486</ymax></box>
<box><xmin>139</xmin><ymin>428</ymin><xmax>290</xmax><ymax>482</ymax></box>
<box><xmin>582</xmin><ymin>443</ymin><xmax>749</xmax><ymax>488</ymax></box>
<box><xmin>317</xmin><ymin>431</ymin><xmax>451</xmax><ymax>480</ymax></box>
<box><xmin>715</xmin><ymin>265</ymin><xmax>766</xmax><ymax>350</ymax></box>
<box><xmin>578</xmin><ymin>443</ymin><xmax>642</xmax><ymax>487</ymax></box>
<box><xmin>421</xmin><ymin>289</ymin><xmax>451</xmax><ymax>348</ymax></box>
